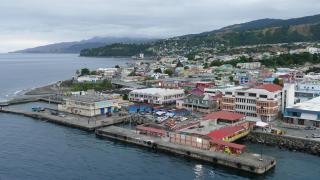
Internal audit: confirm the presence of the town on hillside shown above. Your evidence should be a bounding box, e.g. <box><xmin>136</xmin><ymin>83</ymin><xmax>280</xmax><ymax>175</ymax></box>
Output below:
<box><xmin>3</xmin><ymin>42</ymin><xmax>320</xmax><ymax>174</ymax></box>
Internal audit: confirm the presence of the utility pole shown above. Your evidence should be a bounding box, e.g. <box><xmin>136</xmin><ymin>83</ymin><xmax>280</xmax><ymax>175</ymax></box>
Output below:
<box><xmin>257</xmin><ymin>139</ymin><xmax>263</xmax><ymax>161</ymax></box>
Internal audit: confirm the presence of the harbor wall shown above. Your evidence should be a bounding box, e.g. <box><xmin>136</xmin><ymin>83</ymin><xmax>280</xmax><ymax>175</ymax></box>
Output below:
<box><xmin>96</xmin><ymin>127</ymin><xmax>276</xmax><ymax>175</ymax></box>
<box><xmin>246</xmin><ymin>131</ymin><xmax>320</xmax><ymax>155</ymax></box>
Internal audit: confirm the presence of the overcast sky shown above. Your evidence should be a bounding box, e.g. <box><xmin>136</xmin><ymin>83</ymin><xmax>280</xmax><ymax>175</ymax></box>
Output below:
<box><xmin>0</xmin><ymin>0</ymin><xmax>320</xmax><ymax>52</ymax></box>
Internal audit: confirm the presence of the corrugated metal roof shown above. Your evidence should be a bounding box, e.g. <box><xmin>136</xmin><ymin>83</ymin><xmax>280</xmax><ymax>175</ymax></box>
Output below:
<box><xmin>203</xmin><ymin>111</ymin><xmax>245</xmax><ymax>121</ymax></box>
<box><xmin>207</xmin><ymin>125</ymin><xmax>245</xmax><ymax>139</ymax></box>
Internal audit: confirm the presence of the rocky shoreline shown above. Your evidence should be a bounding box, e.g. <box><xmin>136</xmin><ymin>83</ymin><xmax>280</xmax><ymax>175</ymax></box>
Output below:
<box><xmin>245</xmin><ymin>131</ymin><xmax>320</xmax><ymax>156</ymax></box>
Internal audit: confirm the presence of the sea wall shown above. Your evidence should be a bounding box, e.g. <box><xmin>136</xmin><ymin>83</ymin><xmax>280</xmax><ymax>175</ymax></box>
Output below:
<box><xmin>246</xmin><ymin>131</ymin><xmax>320</xmax><ymax>155</ymax></box>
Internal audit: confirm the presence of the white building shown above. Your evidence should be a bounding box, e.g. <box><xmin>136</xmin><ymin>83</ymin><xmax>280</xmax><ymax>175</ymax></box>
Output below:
<box><xmin>97</xmin><ymin>68</ymin><xmax>118</xmax><ymax>78</ymax></box>
<box><xmin>295</xmin><ymin>81</ymin><xmax>320</xmax><ymax>103</ymax></box>
<box><xmin>77</xmin><ymin>75</ymin><xmax>103</xmax><ymax>83</ymax></box>
<box><xmin>129</xmin><ymin>88</ymin><xmax>185</xmax><ymax>105</ymax></box>
<box><xmin>281</xmin><ymin>83</ymin><xmax>295</xmax><ymax>113</ymax></box>
<box><xmin>307</xmin><ymin>47</ymin><xmax>320</xmax><ymax>54</ymax></box>
<box><xmin>236</xmin><ymin>62</ymin><xmax>261</xmax><ymax>70</ymax></box>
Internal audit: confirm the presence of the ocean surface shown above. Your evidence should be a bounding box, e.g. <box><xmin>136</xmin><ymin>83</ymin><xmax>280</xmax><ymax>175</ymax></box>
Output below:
<box><xmin>0</xmin><ymin>53</ymin><xmax>320</xmax><ymax>180</ymax></box>
<box><xmin>0</xmin><ymin>53</ymin><xmax>131</xmax><ymax>101</ymax></box>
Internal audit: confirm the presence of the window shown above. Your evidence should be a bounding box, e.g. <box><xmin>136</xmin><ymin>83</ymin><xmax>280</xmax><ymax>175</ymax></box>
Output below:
<box><xmin>196</xmin><ymin>137</ymin><xmax>202</xmax><ymax>143</ymax></box>
<box><xmin>237</xmin><ymin>92</ymin><xmax>245</xmax><ymax>96</ymax></box>
<box><xmin>226</xmin><ymin>92</ymin><xmax>232</xmax><ymax>95</ymax></box>
<box><xmin>259</xmin><ymin>94</ymin><xmax>267</xmax><ymax>98</ymax></box>
<box><xmin>249</xmin><ymin>93</ymin><xmax>256</xmax><ymax>97</ymax></box>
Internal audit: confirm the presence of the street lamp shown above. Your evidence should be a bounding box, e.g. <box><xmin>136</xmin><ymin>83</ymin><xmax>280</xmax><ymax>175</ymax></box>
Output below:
<box><xmin>257</xmin><ymin>139</ymin><xmax>264</xmax><ymax>161</ymax></box>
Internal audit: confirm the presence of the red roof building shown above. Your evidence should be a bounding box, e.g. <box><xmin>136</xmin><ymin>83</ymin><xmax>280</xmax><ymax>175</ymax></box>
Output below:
<box><xmin>207</xmin><ymin>125</ymin><xmax>246</xmax><ymax>140</ymax></box>
<box><xmin>255</xmin><ymin>84</ymin><xmax>283</xmax><ymax>92</ymax></box>
<box><xmin>210</xmin><ymin>138</ymin><xmax>246</xmax><ymax>151</ymax></box>
<box><xmin>207</xmin><ymin>125</ymin><xmax>248</xmax><ymax>154</ymax></box>
<box><xmin>203</xmin><ymin>111</ymin><xmax>246</xmax><ymax>122</ymax></box>
<box><xmin>190</xmin><ymin>88</ymin><xmax>205</xmax><ymax>96</ymax></box>
<box><xmin>136</xmin><ymin>124</ymin><xmax>166</xmax><ymax>137</ymax></box>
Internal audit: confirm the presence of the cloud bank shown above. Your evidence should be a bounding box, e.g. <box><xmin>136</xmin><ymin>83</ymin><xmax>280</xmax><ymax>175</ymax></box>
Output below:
<box><xmin>0</xmin><ymin>0</ymin><xmax>319</xmax><ymax>52</ymax></box>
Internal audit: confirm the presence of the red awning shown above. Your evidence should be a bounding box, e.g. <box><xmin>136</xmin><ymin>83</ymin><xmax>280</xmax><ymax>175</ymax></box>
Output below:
<box><xmin>210</xmin><ymin>138</ymin><xmax>245</xmax><ymax>150</ymax></box>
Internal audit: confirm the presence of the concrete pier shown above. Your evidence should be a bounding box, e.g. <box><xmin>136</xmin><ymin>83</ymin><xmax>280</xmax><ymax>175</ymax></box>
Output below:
<box><xmin>96</xmin><ymin>126</ymin><xmax>276</xmax><ymax>174</ymax></box>
<box><xmin>0</xmin><ymin>108</ymin><xmax>142</xmax><ymax>131</ymax></box>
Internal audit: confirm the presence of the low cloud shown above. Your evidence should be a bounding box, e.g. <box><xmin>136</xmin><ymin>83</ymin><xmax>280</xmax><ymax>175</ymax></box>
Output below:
<box><xmin>0</xmin><ymin>0</ymin><xmax>320</xmax><ymax>52</ymax></box>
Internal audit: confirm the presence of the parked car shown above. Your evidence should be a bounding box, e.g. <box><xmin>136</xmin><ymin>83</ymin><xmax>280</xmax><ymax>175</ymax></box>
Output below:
<box><xmin>58</xmin><ymin>113</ymin><xmax>66</xmax><ymax>117</ymax></box>
<box><xmin>305</xmin><ymin>126</ymin><xmax>316</xmax><ymax>130</ymax></box>
<box><xmin>312</xmin><ymin>133</ymin><xmax>320</xmax><ymax>138</ymax></box>
<box><xmin>156</xmin><ymin>116</ymin><xmax>168</xmax><ymax>123</ymax></box>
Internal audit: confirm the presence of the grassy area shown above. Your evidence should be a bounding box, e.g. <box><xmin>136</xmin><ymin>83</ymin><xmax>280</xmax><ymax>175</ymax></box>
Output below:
<box><xmin>62</xmin><ymin>79</ymin><xmax>113</xmax><ymax>91</ymax></box>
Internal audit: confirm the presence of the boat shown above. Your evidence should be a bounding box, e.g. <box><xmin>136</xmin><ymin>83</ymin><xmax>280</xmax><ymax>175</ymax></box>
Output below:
<box><xmin>31</xmin><ymin>107</ymin><xmax>45</xmax><ymax>112</ymax></box>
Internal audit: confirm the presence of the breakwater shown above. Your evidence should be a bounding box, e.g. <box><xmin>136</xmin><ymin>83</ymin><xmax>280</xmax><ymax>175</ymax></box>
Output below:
<box><xmin>246</xmin><ymin>131</ymin><xmax>320</xmax><ymax>155</ymax></box>
<box><xmin>0</xmin><ymin>108</ymin><xmax>149</xmax><ymax>132</ymax></box>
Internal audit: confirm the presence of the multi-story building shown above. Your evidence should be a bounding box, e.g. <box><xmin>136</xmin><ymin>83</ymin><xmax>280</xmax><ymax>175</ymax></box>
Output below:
<box><xmin>281</xmin><ymin>83</ymin><xmax>295</xmax><ymax>113</ymax></box>
<box><xmin>295</xmin><ymin>81</ymin><xmax>320</xmax><ymax>103</ymax></box>
<box><xmin>178</xmin><ymin>94</ymin><xmax>220</xmax><ymax>113</ymax></box>
<box><xmin>96</xmin><ymin>68</ymin><xmax>119</xmax><ymax>78</ymax></box>
<box><xmin>129</xmin><ymin>88</ymin><xmax>184</xmax><ymax>105</ymax></box>
<box><xmin>221</xmin><ymin>84</ymin><xmax>283</xmax><ymax>122</ymax></box>
<box><xmin>236</xmin><ymin>62</ymin><xmax>261</xmax><ymax>70</ymax></box>
<box><xmin>284</xmin><ymin>96</ymin><xmax>320</xmax><ymax>127</ymax></box>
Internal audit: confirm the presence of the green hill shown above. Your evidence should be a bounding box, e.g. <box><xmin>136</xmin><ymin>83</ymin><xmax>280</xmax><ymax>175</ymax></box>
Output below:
<box><xmin>80</xmin><ymin>43</ymin><xmax>155</xmax><ymax>57</ymax></box>
<box><xmin>80</xmin><ymin>14</ymin><xmax>320</xmax><ymax>57</ymax></box>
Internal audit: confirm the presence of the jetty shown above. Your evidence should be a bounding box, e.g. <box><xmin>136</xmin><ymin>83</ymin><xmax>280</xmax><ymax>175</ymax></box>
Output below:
<box><xmin>96</xmin><ymin>126</ymin><xmax>276</xmax><ymax>174</ymax></box>
<box><xmin>0</xmin><ymin>107</ymin><xmax>147</xmax><ymax>131</ymax></box>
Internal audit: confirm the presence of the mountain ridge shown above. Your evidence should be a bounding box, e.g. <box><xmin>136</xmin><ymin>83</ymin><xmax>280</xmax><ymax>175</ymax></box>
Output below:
<box><xmin>12</xmin><ymin>37</ymin><xmax>158</xmax><ymax>54</ymax></box>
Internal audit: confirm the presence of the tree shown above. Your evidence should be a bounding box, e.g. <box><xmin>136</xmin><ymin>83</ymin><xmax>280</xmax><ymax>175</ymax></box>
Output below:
<box><xmin>90</xmin><ymin>71</ymin><xmax>97</xmax><ymax>75</ymax></box>
<box><xmin>128</xmin><ymin>71</ymin><xmax>137</xmax><ymax>76</ymax></box>
<box><xmin>176</xmin><ymin>60</ymin><xmax>184</xmax><ymax>67</ymax></box>
<box><xmin>164</xmin><ymin>69</ymin><xmax>173</xmax><ymax>77</ymax></box>
<box><xmin>145</xmin><ymin>76</ymin><xmax>155</xmax><ymax>81</ymax></box>
<box><xmin>186</xmin><ymin>53</ymin><xmax>194</xmax><ymax>60</ymax></box>
<box><xmin>76</xmin><ymin>69</ymin><xmax>80</xmax><ymax>77</ymax></box>
<box><xmin>122</xmin><ymin>94</ymin><xmax>128</xmax><ymax>100</ymax></box>
<box><xmin>115</xmin><ymin>65</ymin><xmax>120</xmax><ymax>68</ymax></box>
<box><xmin>273</xmin><ymin>78</ymin><xmax>280</xmax><ymax>85</ymax></box>
<box><xmin>229</xmin><ymin>76</ymin><xmax>234</xmax><ymax>82</ymax></box>
<box><xmin>210</xmin><ymin>60</ymin><xmax>223</xmax><ymax>67</ymax></box>
<box><xmin>80</xmin><ymin>68</ymin><xmax>90</xmax><ymax>76</ymax></box>
<box><xmin>203</xmin><ymin>63</ymin><xmax>209</xmax><ymax>69</ymax></box>
<box><xmin>273</xmin><ymin>78</ymin><xmax>283</xmax><ymax>86</ymax></box>
<box><xmin>154</xmin><ymin>68</ymin><xmax>162</xmax><ymax>73</ymax></box>
<box><xmin>184</xmin><ymin>66</ymin><xmax>189</xmax><ymax>70</ymax></box>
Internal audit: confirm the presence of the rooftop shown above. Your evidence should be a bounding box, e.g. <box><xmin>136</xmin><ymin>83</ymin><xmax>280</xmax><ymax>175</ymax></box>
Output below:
<box><xmin>130</xmin><ymin>88</ymin><xmax>184</xmax><ymax>96</ymax></box>
<box><xmin>203</xmin><ymin>111</ymin><xmax>246</xmax><ymax>121</ymax></box>
<box><xmin>207</xmin><ymin>125</ymin><xmax>246</xmax><ymax>140</ymax></box>
<box><xmin>66</xmin><ymin>94</ymin><xmax>109</xmax><ymax>103</ymax></box>
<box><xmin>254</xmin><ymin>84</ymin><xmax>282</xmax><ymax>92</ymax></box>
<box><xmin>287</xmin><ymin>96</ymin><xmax>320</xmax><ymax>113</ymax></box>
